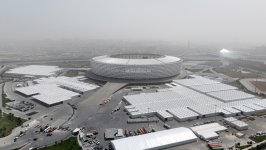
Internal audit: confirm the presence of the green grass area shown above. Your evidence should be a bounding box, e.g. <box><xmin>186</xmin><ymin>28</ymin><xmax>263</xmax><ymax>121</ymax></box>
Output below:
<box><xmin>64</xmin><ymin>70</ymin><xmax>80</xmax><ymax>77</ymax></box>
<box><xmin>213</xmin><ymin>67</ymin><xmax>258</xmax><ymax>78</ymax></box>
<box><xmin>249</xmin><ymin>142</ymin><xmax>266</xmax><ymax>150</ymax></box>
<box><xmin>185</xmin><ymin>68</ymin><xmax>203</xmax><ymax>72</ymax></box>
<box><xmin>12</xmin><ymin>146</ymin><xmax>25</xmax><ymax>150</ymax></box>
<box><xmin>202</xmin><ymin>69</ymin><xmax>212</xmax><ymax>74</ymax></box>
<box><xmin>250</xmin><ymin>135</ymin><xmax>266</xmax><ymax>143</ymax></box>
<box><xmin>1</xmin><ymin>83</ymin><xmax>12</xmax><ymax>107</ymax></box>
<box><xmin>39</xmin><ymin>137</ymin><xmax>81</xmax><ymax>150</ymax></box>
<box><xmin>201</xmin><ymin>61</ymin><xmax>223</xmax><ymax>67</ymax></box>
<box><xmin>238</xmin><ymin>144</ymin><xmax>252</xmax><ymax>150</ymax></box>
<box><xmin>255</xmin><ymin>112</ymin><xmax>266</xmax><ymax>117</ymax></box>
<box><xmin>0</xmin><ymin>113</ymin><xmax>26</xmax><ymax>137</ymax></box>
<box><xmin>2</xmin><ymin>93</ymin><xmax>11</xmax><ymax>108</ymax></box>
<box><xmin>46</xmin><ymin>61</ymin><xmax>90</xmax><ymax>68</ymax></box>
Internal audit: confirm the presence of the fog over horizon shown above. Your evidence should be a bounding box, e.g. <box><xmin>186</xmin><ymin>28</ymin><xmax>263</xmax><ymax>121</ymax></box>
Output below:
<box><xmin>1</xmin><ymin>0</ymin><xmax>266</xmax><ymax>48</ymax></box>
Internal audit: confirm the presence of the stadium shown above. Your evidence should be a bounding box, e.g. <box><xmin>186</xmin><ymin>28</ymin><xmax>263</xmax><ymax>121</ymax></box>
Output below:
<box><xmin>90</xmin><ymin>54</ymin><xmax>182</xmax><ymax>80</ymax></box>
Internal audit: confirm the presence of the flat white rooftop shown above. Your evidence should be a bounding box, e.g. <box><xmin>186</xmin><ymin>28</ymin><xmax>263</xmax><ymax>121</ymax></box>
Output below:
<box><xmin>207</xmin><ymin>90</ymin><xmax>256</xmax><ymax>102</ymax></box>
<box><xmin>124</xmin><ymin>76</ymin><xmax>265</xmax><ymax>120</ymax></box>
<box><xmin>224</xmin><ymin>117</ymin><xmax>248</xmax><ymax>129</ymax></box>
<box><xmin>190</xmin><ymin>83</ymin><xmax>237</xmax><ymax>93</ymax></box>
<box><xmin>6</xmin><ymin>65</ymin><xmax>62</xmax><ymax>76</ymax></box>
<box><xmin>174</xmin><ymin>75</ymin><xmax>220</xmax><ymax>87</ymax></box>
<box><xmin>224</xmin><ymin>117</ymin><xmax>238</xmax><ymax>122</ymax></box>
<box><xmin>111</xmin><ymin>127</ymin><xmax>197</xmax><ymax>150</ymax></box>
<box><xmin>190</xmin><ymin>123</ymin><xmax>227</xmax><ymax>140</ymax></box>
<box><xmin>168</xmin><ymin>108</ymin><xmax>199</xmax><ymax>121</ymax></box>
<box><xmin>16</xmin><ymin>84</ymin><xmax>79</xmax><ymax>105</ymax></box>
<box><xmin>34</xmin><ymin>76</ymin><xmax>99</xmax><ymax>92</ymax></box>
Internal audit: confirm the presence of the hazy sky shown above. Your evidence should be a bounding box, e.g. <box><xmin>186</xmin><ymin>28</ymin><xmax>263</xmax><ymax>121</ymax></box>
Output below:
<box><xmin>0</xmin><ymin>0</ymin><xmax>266</xmax><ymax>46</ymax></box>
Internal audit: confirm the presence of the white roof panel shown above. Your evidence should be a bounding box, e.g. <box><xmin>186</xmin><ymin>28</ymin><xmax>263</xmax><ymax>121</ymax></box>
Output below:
<box><xmin>190</xmin><ymin>123</ymin><xmax>227</xmax><ymax>140</ymax></box>
<box><xmin>111</xmin><ymin>127</ymin><xmax>197</xmax><ymax>150</ymax></box>
<box><xmin>157</xmin><ymin>110</ymin><xmax>173</xmax><ymax>119</ymax></box>
<box><xmin>16</xmin><ymin>84</ymin><xmax>79</xmax><ymax>105</ymax></box>
<box><xmin>191</xmin><ymin>123</ymin><xmax>226</xmax><ymax>133</ymax></box>
<box><xmin>190</xmin><ymin>83</ymin><xmax>237</xmax><ymax>93</ymax></box>
<box><xmin>222</xmin><ymin>107</ymin><xmax>241</xmax><ymax>114</ymax></box>
<box><xmin>6</xmin><ymin>65</ymin><xmax>62</xmax><ymax>76</ymax></box>
<box><xmin>243</xmin><ymin>103</ymin><xmax>266</xmax><ymax>111</ymax></box>
<box><xmin>124</xmin><ymin>76</ymin><xmax>261</xmax><ymax>119</ymax></box>
<box><xmin>231</xmin><ymin>120</ymin><xmax>248</xmax><ymax>127</ymax></box>
<box><xmin>168</xmin><ymin>108</ymin><xmax>199</xmax><ymax>119</ymax></box>
<box><xmin>34</xmin><ymin>76</ymin><xmax>99</xmax><ymax>92</ymax></box>
<box><xmin>224</xmin><ymin>117</ymin><xmax>238</xmax><ymax>122</ymax></box>
<box><xmin>174</xmin><ymin>75</ymin><xmax>220</xmax><ymax>87</ymax></box>
<box><xmin>93</xmin><ymin>55</ymin><xmax>181</xmax><ymax>65</ymax></box>
<box><xmin>233</xmin><ymin>105</ymin><xmax>255</xmax><ymax>113</ymax></box>
<box><xmin>207</xmin><ymin>90</ymin><xmax>256</xmax><ymax>102</ymax></box>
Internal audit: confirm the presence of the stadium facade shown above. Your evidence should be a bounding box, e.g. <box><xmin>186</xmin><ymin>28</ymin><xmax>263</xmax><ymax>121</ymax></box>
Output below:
<box><xmin>90</xmin><ymin>54</ymin><xmax>182</xmax><ymax>80</ymax></box>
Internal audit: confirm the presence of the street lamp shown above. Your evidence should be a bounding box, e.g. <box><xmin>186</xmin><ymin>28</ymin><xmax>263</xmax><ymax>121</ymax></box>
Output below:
<box><xmin>215</xmin><ymin>104</ymin><xmax>217</xmax><ymax>122</ymax></box>
<box><xmin>147</xmin><ymin>107</ymin><xmax>150</xmax><ymax>127</ymax></box>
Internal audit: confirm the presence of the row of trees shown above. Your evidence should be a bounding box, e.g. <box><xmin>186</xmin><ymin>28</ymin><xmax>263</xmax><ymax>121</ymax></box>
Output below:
<box><xmin>0</xmin><ymin>112</ymin><xmax>24</xmax><ymax>138</ymax></box>
<box><xmin>5</xmin><ymin>113</ymin><xmax>24</xmax><ymax>125</ymax></box>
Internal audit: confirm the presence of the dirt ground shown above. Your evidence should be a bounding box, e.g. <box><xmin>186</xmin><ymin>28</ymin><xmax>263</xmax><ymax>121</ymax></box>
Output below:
<box><xmin>251</xmin><ymin>81</ymin><xmax>266</xmax><ymax>92</ymax></box>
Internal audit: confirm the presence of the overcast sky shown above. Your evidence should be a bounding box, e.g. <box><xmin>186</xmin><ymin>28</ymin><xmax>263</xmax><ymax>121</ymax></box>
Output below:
<box><xmin>0</xmin><ymin>0</ymin><xmax>266</xmax><ymax>46</ymax></box>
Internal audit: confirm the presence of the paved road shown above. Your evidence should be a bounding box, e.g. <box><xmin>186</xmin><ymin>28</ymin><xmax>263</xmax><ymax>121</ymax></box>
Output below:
<box><xmin>0</xmin><ymin>81</ymin><xmax>77</xmax><ymax>150</ymax></box>
<box><xmin>0</xmin><ymin>80</ymin><xmax>126</xmax><ymax>150</ymax></box>
<box><xmin>69</xmin><ymin>82</ymin><xmax>127</xmax><ymax>129</ymax></box>
<box><xmin>21</xmin><ymin>82</ymin><xmax>126</xmax><ymax>150</ymax></box>
<box><xmin>0</xmin><ymin>65</ymin><xmax>9</xmax><ymax>76</ymax></box>
<box><xmin>195</xmin><ymin>67</ymin><xmax>237</xmax><ymax>83</ymax></box>
<box><xmin>3</xmin><ymin>81</ymin><xmax>47</xmax><ymax>119</ymax></box>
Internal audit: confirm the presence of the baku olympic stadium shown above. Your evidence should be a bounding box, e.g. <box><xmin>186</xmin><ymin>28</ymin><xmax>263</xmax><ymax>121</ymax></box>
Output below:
<box><xmin>89</xmin><ymin>54</ymin><xmax>182</xmax><ymax>81</ymax></box>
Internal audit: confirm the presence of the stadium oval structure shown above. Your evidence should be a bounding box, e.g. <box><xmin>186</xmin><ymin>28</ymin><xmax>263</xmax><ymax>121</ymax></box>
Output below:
<box><xmin>90</xmin><ymin>54</ymin><xmax>182</xmax><ymax>80</ymax></box>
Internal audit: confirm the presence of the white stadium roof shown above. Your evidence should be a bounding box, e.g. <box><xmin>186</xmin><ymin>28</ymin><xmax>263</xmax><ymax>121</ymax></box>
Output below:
<box><xmin>6</xmin><ymin>65</ymin><xmax>62</xmax><ymax>76</ymax></box>
<box><xmin>92</xmin><ymin>55</ymin><xmax>181</xmax><ymax>65</ymax></box>
<box><xmin>111</xmin><ymin>127</ymin><xmax>197</xmax><ymax>150</ymax></box>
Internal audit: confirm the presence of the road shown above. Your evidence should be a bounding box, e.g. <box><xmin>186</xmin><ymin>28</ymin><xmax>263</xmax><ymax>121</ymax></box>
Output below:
<box><xmin>0</xmin><ymin>77</ymin><xmax>126</xmax><ymax>150</ymax></box>
<box><xmin>0</xmin><ymin>81</ymin><xmax>77</xmax><ymax>150</ymax></box>
<box><xmin>20</xmin><ymin>82</ymin><xmax>126</xmax><ymax>150</ymax></box>
<box><xmin>3</xmin><ymin>81</ymin><xmax>49</xmax><ymax>119</ymax></box>
<box><xmin>194</xmin><ymin>67</ymin><xmax>237</xmax><ymax>83</ymax></box>
<box><xmin>68</xmin><ymin>82</ymin><xmax>127</xmax><ymax>128</ymax></box>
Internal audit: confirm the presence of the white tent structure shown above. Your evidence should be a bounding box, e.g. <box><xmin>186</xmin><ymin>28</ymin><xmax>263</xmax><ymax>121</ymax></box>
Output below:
<box><xmin>190</xmin><ymin>123</ymin><xmax>227</xmax><ymax>140</ymax></box>
<box><xmin>123</xmin><ymin>75</ymin><xmax>266</xmax><ymax>121</ymax></box>
<box><xmin>207</xmin><ymin>90</ymin><xmax>255</xmax><ymax>102</ymax></box>
<box><xmin>34</xmin><ymin>76</ymin><xmax>99</xmax><ymax>93</ymax></box>
<box><xmin>6</xmin><ymin>65</ymin><xmax>62</xmax><ymax>76</ymax></box>
<box><xmin>111</xmin><ymin>127</ymin><xmax>197</xmax><ymax>150</ymax></box>
<box><xmin>16</xmin><ymin>84</ymin><xmax>79</xmax><ymax>105</ymax></box>
<box><xmin>16</xmin><ymin>76</ymin><xmax>99</xmax><ymax>106</ymax></box>
<box><xmin>189</xmin><ymin>83</ymin><xmax>237</xmax><ymax>93</ymax></box>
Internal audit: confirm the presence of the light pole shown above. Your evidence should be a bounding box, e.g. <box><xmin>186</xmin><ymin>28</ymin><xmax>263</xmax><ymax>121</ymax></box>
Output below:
<box><xmin>215</xmin><ymin>104</ymin><xmax>217</xmax><ymax>122</ymax></box>
<box><xmin>255</xmin><ymin>71</ymin><xmax>259</xmax><ymax>94</ymax></box>
<box><xmin>147</xmin><ymin>107</ymin><xmax>151</xmax><ymax>128</ymax></box>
